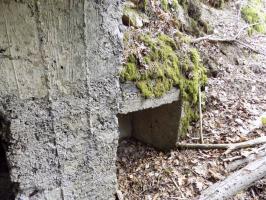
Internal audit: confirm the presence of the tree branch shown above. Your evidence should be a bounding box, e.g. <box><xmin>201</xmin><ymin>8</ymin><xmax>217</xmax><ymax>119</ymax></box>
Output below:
<box><xmin>196</xmin><ymin>155</ymin><xmax>266</xmax><ymax>200</ymax></box>
<box><xmin>176</xmin><ymin>136</ymin><xmax>266</xmax><ymax>154</ymax></box>
<box><xmin>191</xmin><ymin>23</ymin><xmax>266</xmax><ymax>56</ymax></box>
<box><xmin>198</xmin><ymin>84</ymin><xmax>203</xmax><ymax>144</ymax></box>
<box><xmin>227</xmin><ymin>145</ymin><xmax>266</xmax><ymax>172</ymax></box>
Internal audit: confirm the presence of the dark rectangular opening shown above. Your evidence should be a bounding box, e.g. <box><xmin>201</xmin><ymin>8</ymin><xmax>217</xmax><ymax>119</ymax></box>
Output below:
<box><xmin>117</xmin><ymin>100</ymin><xmax>182</xmax><ymax>150</ymax></box>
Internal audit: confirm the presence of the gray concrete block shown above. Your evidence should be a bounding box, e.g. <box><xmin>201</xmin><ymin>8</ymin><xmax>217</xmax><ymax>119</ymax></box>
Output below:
<box><xmin>118</xmin><ymin>84</ymin><xmax>183</xmax><ymax>150</ymax></box>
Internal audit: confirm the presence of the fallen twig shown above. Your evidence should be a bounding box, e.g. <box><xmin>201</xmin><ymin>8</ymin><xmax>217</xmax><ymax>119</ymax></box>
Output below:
<box><xmin>223</xmin><ymin>155</ymin><xmax>243</xmax><ymax>162</ymax></box>
<box><xmin>227</xmin><ymin>144</ymin><xmax>266</xmax><ymax>172</ymax></box>
<box><xmin>171</xmin><ymin>177</ymin><xmax>186</xmax><ymax>199</ymax></box>
<box><xmin>198</xmin><ymin>85</ymin><xmax>203</xmax><ymax>144</ymax></box>
<box><xmin>176</xmin><ymin>136</ymin><xmax>266</xmax><ymax>154</ymax></box>
<box><xmin>191</xmin><ymin>23</ymin><xmax>260</xmax><ymax>43</ymax></box>
<box><xmin>235</xmin><ymin>40</ymin><xmax>266</xmax><ymax>56</ymax></box>
<box><xmin>191</xmin><ymin>23</ymin><xmax>266</xmax><ymax>56</ymax></box>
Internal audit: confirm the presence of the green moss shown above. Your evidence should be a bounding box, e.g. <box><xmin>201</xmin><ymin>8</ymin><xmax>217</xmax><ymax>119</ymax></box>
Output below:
<box><xmin>262</xmin><ymin>116</ymin><xmax>266</xmax><ymax>126</ymax></box>
<box><xmin>242</xmin><ymin>6</ymin><xmax>262</xmax><ymax>24</ymax></box>
<box><xmin>178</xmin><ymin>0</ymin><xmax>189</xmax><ymax>10</ymax></box>
<box><xmin>161</xmin><ymin>0</ymin><xmax>168</xmax><ymax>11</ymax></box>
<box><xmin>153</xmin><ymin>79</ymin><xmax>173</xmax><ymax>97</ymax></box>
<box><xmin>136</xmin><ymin>80</ymin><xmax>154</xmax><ymax>98</ymax></box>
<box><xmin>123</xmin><ymin>32</ymin><xmax>130</xmax><ymax>43</ymax></box>
<box><xmin>190</xmin><ymin>48</ymin><xmax>200</xmax><ymax>66</ymax></box>
<box><xmin>172</xmin><ymin>0</ymin><xmax>179</xmax><ymax>10</ymax></box>
<box><xmin>205</xmin><ymin>0</ymin><xmax>224</xmax><ymax>8</ymax></box>
<box><xmin>143</xmin><ymin>0</ymin><xmax>148</xmax><ymax>10</ymax></box>
<box><xmin>177</xmin><ymin>49</ymin><xmax>207</xmax><ymax>135</ymax></box>
<box><xmin>154</xmin><ymin>66</ymin><xmax>165</xmax><ymax>78</ymax></box>
<box><xmin>158</xmin><ymin>34</ymin><xmax>177</xmax><ymax>49</ymax></box>
<box><xmin>188</xmin><ymin>18</ymin><xmax>213</xmax><ymax>36</ymax></box>
<box><xmin>139</xmin><ymin>34</ymin><xmax>154</xmax><ymax>47</ymax></box>
<box><xmin>181</xmin><ymin>101</ymin><xmax>199</xmax><ymax>135</ymax></box>
<box><xmin>180</xmin><ymin>35</ymin><xmax>191</xmax><ymax>43</ymax></box>
<box><xmin>241</xmin><ymin>0</ymin><xmax>266</xmax><ymax>34</ymax></box>
<box><xmin>137</xmin><ymin>0</ymin><xmax>149</xmax><ymax>11</ymax></box>
<box><xmin>120</xmin><ymin>55</ymin><xmax>139</xmax><ymax>81</ymax></box>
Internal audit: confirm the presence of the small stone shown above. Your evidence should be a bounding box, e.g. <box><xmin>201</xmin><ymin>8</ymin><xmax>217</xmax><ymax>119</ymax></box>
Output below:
<box><xmin>145</xmin><ymin>195</ymin><xmax>152</xmax><ymax>200</ymax></box>
<box><xmin>116</xmin><ymin>190</ymin><xmax>124</xmax><ymax>200</ymax></box>
<box><xmin>239</xmin><ymin>127</ymin><xmax>249</xmax><ymax>135</ymax></box>
<box><xmin>235</xmin><ymin>118</ymin><xmax>243</xmax><ymax>125</ymax></box>
<box><xmin>122</xmin><ymin>8</ymin><xmax>148</xmax><ymax>28</ymax></box>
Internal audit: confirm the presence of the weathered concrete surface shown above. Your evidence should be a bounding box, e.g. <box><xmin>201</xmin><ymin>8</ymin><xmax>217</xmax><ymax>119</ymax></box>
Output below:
<box><xmin>117</xmin><ymin>114</ymin><xmax>133</xmax><ymax>140</ymax></box>
<box><xmin>0</xmin><ymin>0</ymin><xmax>122</xmax><ymax>199</ymax></box>
<box><xmin>119</xmin><ymin>83</ymin><xmax>180</xmax><ymax>114</ymax></box>
<box><xmin>132</xmin><ymin>100</ymin><xmax>182</xmax><ymax>150</ymax></box>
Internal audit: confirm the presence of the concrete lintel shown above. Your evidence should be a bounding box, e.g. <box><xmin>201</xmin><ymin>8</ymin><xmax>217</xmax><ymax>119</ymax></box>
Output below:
<box><xmin>119</xmin><ymin>83</ymin><xmax>180</xmax><ymax>114</ymax></box>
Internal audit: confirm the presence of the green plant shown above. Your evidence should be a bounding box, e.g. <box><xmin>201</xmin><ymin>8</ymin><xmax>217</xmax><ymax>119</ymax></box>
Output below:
<box><xmin>241</xmin><ymin>0</ymin><xmax>266</xmax><ymax>34</ymax></box>
<box><xmin>262</xmin><ymin>116</ymin><xmax>266</xmax><ymax>126</ymax></box>
<box><xmin>161</xmin><ymin>0</ymin><xmax>168</xmax><ymax>11</ymax></box>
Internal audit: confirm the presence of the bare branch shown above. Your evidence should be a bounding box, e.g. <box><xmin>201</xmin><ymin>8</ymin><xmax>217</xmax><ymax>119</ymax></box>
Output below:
<box><xmin>191</xmin><ymin>23</ymin><xmax>261</xmax><ymax>43</ymax></box>
<box><xmin>198</xmin><ymin>84</ymin><xmax>204</xmax><ymax>144</ymax></box>
<box><xmin>196</xmin><ymin>156</ymin><xmax>266</xmax><ymax>200</ymax></box>
<box><xmin>176</xmin><ymin>136</ymin><xmax>266</xmax><ymax>154</ymax></box>
<box><xmin>190</xmin><ymin>23</ymin><xmax>266</xmax><ymax>56</ymax></box>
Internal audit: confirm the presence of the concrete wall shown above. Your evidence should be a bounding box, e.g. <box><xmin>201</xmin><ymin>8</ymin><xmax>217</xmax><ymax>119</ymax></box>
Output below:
<box><xmin>0</xmin><ymin>0</ymin><xmax>122</xmax><ymax>199</ymax></box>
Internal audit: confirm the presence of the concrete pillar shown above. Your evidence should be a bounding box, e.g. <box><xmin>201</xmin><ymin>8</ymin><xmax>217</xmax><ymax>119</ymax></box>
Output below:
<box><xmin>0</xmin><ymin>0</ymin><xmax>122</xmax><ymax>199</ymax></box>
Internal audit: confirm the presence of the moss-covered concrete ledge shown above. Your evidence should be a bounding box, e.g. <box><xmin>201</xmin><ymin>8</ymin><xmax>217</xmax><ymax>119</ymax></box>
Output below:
<box><xmin>119</xmin><ymin>83</ymin><xmax>180</xmax><ymax>114</ymax></box>
<box><xmin>118</xmin><ymin>83</ymin><xmax>182</xmax><ymax>150</ymax></box>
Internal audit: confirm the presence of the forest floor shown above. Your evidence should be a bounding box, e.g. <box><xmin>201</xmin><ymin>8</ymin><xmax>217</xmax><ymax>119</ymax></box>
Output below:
<box><xmin>117</xmin><ymin>1</ymin><xmax>266</xmax><ymax>199</ymax></box>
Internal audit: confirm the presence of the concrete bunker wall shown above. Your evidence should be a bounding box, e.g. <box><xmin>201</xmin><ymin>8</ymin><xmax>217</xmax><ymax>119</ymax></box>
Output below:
<box><xmin>0</xmin><ymin>0</ymin><xmax>122</xmax><ymax>199</ymax></box>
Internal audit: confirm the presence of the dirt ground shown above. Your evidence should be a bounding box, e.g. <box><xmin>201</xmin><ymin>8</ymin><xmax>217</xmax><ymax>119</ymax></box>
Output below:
<box><xmin>117</xmin><ymin>1</ymin><xmax>266</xmax><ymax>199</ymax></box>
